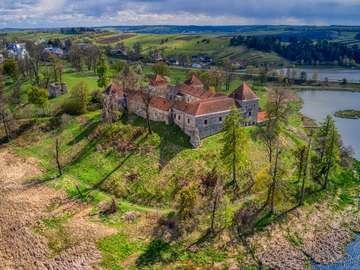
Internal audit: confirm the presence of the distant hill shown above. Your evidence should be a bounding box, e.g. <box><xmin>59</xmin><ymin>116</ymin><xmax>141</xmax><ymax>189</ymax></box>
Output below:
<box><xmin>98</xmin><ymin>25</ymin><xmax>360</xmax><ymax>36</ymax></box>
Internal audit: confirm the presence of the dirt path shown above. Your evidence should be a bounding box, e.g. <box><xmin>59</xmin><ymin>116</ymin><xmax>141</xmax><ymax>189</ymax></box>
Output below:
<box><xmin>0</xmin><ymin>148</ymin><xmax>114</xmax><ymax>270</ymax></box>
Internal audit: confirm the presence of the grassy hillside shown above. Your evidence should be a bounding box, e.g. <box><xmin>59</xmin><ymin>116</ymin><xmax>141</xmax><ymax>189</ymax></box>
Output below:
<box><xmin>100</xmin><ymin>33</ymin><xmax>287</xmax><ymax>66</ymax></box>
<box><xmin>1</xmin><ymin>29</ymin><xmax>359</xmax><ymax>268</ymax></box>
<box><xmin>3</xmin><ymin>66</ymin><xmax>314</xmax><ymax>269</ymax></box>
<box><xmin>2</xmin><ymin>31</ymin><xmax>287</xmax><ymax>66</ymax></box>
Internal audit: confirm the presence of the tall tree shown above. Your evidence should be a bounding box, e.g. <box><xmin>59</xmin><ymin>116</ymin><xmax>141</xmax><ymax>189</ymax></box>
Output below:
<box><xmin>117</xmin><ymin>64</ymin><xmax>142</xmax><ymax>117</ymax></box>
<box><xmin>209</xmin><ymin>68</ymin><xmax>225</xmax><ymax>91</ymax></box>
<box><xmin>132</xmin><ymin>42</ymin><xmax>142</xmax><ymax>60</ymax></box>
<box><xmin>312</xmin><ymin>116</ymin><xmax>340</xmax><ymax>189</ymax></box>
<box><xmin>175</xmin><ymin>184</ymin><xmax>199</xmax><ymax>234</ymax></box>
<box><xmin>152</xmin><ymin>62</ymin><xmax>169</xmax><ymax>76</ymax></box>
<box><xmin>68</xmin><ymin>46</ymin><xmax>83</xmax><ymax>71</ymax></box>
<box><xmin>25</xmin><ymin>41</ymin><xmax>44</xmax><ymax>85</ymax></box>
<box><xmin>221</xmin><ymin>106</ymin><xmax>249</xmax><ymax>188</ymax></box>
<box><xmin>201</xmin><ymin>169</ymin><xmax>224</xmax><ymax>235</ymax></box>
<box><xmin>223</xmin><ymin>59</ymin><xmax>233</xmax><ymax>92</ymax></box>
<box><xmin>96</xmin><ymin>54</ymin><xmax>110</xmax><ymax>89</ymax></box>
<box><xmin>140</xmin><ymin>87</ymin><xmax>154</xmax><ymax>135</ymax></box>
<box><xmin>257</xmin><ymin>89</ymin><xmax>292</xmax><ymax>164</ymax></box>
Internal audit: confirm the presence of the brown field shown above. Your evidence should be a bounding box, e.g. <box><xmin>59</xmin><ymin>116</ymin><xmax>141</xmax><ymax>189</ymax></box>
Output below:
<box><xmin>0</xmin><ymin>149</ymin><xmax>115</xmax><ymax>270</ymax></box>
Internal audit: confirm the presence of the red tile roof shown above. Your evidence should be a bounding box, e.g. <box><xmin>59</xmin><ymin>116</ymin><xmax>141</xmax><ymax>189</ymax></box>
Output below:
<box><xmin>177</xmin><ymin>84</ymin><xmax>215</xmax><ymax>99</ymax></box>
<box><xmin>104</xmin><ymin>83</ymin><xmax>124</xmax><ymax>97</ymax></box>
<box><xmin>174</xmin><ymin>96</ymin><xmax>235</xmax><ymax>116</ymax></box>
<box><xmin>150</xmin><ymin>96</ymin><xmax>172</xmax><ymax>111</ymax></box>
<box><xmin>128</xmin><ymin>91</ymin><xmax>171</xmax><ymax>112</ymax></box>
<box><xmin>257</xmin><ymin>111</ymin><xmax>268</xmax><ymax>123</ymax></box>
<box><xmin>150</xmin><ymin>74</ymin><xmax>168</xmax><ymax>86</ymax></box>
<box><xmin>229</xmin><ymin>83</ymin><xmax>258</xmax><ymax>101</ymax></box>
<box><xmin>184</xmin><ymin>74</ymin><xmax>204</xmax><ymax>88</ymax></box>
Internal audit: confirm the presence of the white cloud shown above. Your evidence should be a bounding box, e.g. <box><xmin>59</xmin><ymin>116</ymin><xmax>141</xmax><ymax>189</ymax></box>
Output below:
<box><xmin>1</xmin><ymin>0</ymin><xmax>360</xmax><ymax>28</ymax></box>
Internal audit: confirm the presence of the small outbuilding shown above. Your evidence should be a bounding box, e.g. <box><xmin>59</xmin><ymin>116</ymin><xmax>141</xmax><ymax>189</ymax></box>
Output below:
<box><xmin>48</xmin><ymin>82</ymin><xmax>68</xmax><ymax>98</ymax></box>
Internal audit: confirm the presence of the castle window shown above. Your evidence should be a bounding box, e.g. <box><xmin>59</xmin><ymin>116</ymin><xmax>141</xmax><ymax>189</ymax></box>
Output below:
<box><xmin>219</xmin><ymin>117</ymin><xmax>223</xmax><ymax>122</ymax></box>
<box><xmin>248</xmin><ymin>111</ymin><xmax>252</xmax><ymax>116</ymax></box>
<box><xmin>204</xmin><ymin>119</ymin><xmax>208</xmax><ymax>125</ymax></box>
<box><xmin>178</xmin><ymin>115</ymin><xmax>181</xmax><ymax>120</ymax></box>
<box><xmin>187</xmin><ymin>118</ymin><xmax>190</xmax><ymax>124</ymax></box>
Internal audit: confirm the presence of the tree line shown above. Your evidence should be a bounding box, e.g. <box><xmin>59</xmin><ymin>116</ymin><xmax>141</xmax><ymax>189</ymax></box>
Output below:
<box><xmin>230</xmin><ymin>35</ymin><xmax>360</xmax><ymax>66</ymax></box>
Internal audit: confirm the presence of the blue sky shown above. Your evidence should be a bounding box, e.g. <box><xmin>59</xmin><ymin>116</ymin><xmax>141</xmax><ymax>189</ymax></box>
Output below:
<box><xmin>1</xmin><ymin>0</ymin><xmax>360</xmax><ymax>28</ymax></box>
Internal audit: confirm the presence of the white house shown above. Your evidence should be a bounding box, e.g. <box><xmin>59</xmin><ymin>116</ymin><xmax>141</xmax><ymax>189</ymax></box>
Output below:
<box><xmin>6</xmin><ymin>43</ymin><xmax>28</xmax><ymax>59</ymax></box>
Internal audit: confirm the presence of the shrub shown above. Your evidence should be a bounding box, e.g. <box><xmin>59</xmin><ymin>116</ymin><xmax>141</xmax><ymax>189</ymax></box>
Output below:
<box><xmin>27</xmin><ymin>86</ymin><xmax>48</xmax><ymax>114</ymax></box>
<box><xmin>62</xmin><ymin>81</ymin><xmax>89</xmax><ymax>115</ymax></box>
<box><xmin>3</xmin><ymin>58</ymin><xmax>18</xmax><ymax>80</ymax></box>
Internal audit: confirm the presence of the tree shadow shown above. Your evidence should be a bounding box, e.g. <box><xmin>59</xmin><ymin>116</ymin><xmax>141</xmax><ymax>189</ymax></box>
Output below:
<box><xmin>136</xmin><ymin>239</ymin><xmax>173</xmax><ymax>269</ymax></box>
<box><xmin>88</xmin><ymin>133</ymin><xmax>149</xmax><ymax>192</ymax></box>
<box><xmin>92</xmin><ymin>151</ymin><xmax>135</xmax><ymax>190</ymax></box>
<box><xmin>66</xmin><ymin>136</ymin><xmax>101</xmax><ymax>167</ymax></box>
<box><xmin>0</xmin><ymin>121</ymin><xmax>34</xmax><ymax>145</ymax></box>
<box><xmin>67</xmin><ymin>118</ymin><xmax>101</xmax><ymax>146</ymax></box>
<box><xmin>128</xmin><ymin>115</ymin><xmax>192</xmax><ymax>169</ymax></box>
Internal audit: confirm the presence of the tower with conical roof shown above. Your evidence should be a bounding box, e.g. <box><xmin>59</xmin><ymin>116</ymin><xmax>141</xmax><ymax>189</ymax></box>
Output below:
<box><xmin>229</xmin><ymin>83</ymin><xmax>260</xmax><ymax>125</ymax></box>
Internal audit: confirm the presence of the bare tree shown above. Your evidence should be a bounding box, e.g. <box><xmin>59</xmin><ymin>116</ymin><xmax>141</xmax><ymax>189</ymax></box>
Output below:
<box><xmin>25</xmin><ymin>41</ymin><xmax>44</xmax><ymax>85</ymax></box>
<box><xmin>117</xmin><ymin>64</ymin><xmax>142</xmax><ymax>117</ymax></box>
<box><xmin>296</xmin><ymin>132</ymin><xmax>313</xmax><ymax>206</ymax></box>
<box><xmin>139</xmin><ymin>87</ymin><xmax>155</xmax><ymax>135</ymax></box>
<box><xmin>269</xmin><ymin>144</ymin><xmax>281</xmax><ymax>214</ymax></box>
<box><xmin>256</xmin><ymin>89</ymin><xmax>292</xmax><ymax>164</ymax></box>
<box><xmin>55</xmin><ymin>138</ymin><xmax>62</xmax><ymax>176</ymax></box>
<box><xmin>201</xmin><ymin>169</ymin><xmax>225</xmax><ymax>235</ymax></box>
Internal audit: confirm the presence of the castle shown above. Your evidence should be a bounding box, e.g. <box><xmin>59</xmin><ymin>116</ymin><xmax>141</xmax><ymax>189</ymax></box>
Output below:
<box><xmin>104</xmin><ymin>74</ymin><xmax>264</xmax><ymax>147</ymax></box>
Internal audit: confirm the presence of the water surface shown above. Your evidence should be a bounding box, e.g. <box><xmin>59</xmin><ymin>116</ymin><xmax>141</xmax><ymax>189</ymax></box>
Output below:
<box><xmin>312</xmin><ymin>235</ymin><xmax>360</xmax><ymax>270</ymax></box>
<box><xmin>281</xmin><ymin>68</ymin><xmax>360</xmax><ymax>83</ymax></box>
<box><xmin>298</xmin><ymin>90</ymin><xmax>360</xmax><ymax>160</ymax></box>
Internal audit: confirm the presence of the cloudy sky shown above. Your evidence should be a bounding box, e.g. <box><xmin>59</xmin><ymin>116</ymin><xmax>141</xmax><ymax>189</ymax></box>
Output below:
<box><xmin>1</xmin><ymin>0</ymin><xmax>360</xmax><ymax>28</ymax></box>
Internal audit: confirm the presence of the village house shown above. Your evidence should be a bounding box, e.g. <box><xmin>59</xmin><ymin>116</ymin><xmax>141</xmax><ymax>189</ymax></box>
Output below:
<box><xmin>43</xmin><ymin>47</ymin><xmax>64</xmax><ymax>57</ymax></box>
<box><xmin>6</xmin><ymin>43</ymin><xmax>28</xmax><ymax>59</ymax></box>
<box><xmin>104</xmin><ymin>74</ymin><xmax>262</xmax><ymax>147</ymax></box>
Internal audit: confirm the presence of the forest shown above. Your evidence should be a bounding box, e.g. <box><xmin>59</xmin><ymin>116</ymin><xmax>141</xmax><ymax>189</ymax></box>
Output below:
<box><xmin>230</xmin><ymin>35</ymin><xmax>360</xmax><ymax>65</ymax></box>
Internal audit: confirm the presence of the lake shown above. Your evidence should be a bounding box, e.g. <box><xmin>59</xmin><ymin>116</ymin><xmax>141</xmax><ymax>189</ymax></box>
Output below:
<box><xmin>280</xmin><ymin>68</ymin><xmax>360</xmax><ymax>83</ymax></box>
<box><xmin>299</xmin><ymin>91</ymin><xmax>360</xmax><ymax>269</ymax></box>
<box><xmin>298</xmin><ymin>90</ymin><xmax>360</xmax><ymax>160</ymax></box>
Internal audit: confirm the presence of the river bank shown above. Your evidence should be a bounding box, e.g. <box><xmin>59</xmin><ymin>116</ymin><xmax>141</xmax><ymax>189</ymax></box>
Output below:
<box><xmin>313</xmin><ymin>234</ymin><xmax>360</xmax><ymax>270</ymax></box>
<box><xmin>246</xmin><ymin>198</ymin><xmax>360</xmax><ymax>269</ymax></box>
<box><xmin>290</xmin><ymin>85</ymin><xmax>360</xmax><ymax>93</ymax></box>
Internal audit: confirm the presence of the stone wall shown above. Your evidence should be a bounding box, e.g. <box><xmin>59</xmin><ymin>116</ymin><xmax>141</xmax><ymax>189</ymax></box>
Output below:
<box><xmin>238</xmin><ymin>99</ymin><xmax>259</xmax><ymax>125</ymax></box>
<box><xmin>195</xmin><ymin>111</ymin><xmax>230</xmax><ymax>139</ymax></box>
<box><xmin>48</xmin><ymin>83</ymin><xmax>68</xmax><ymax>98</ymax></box>
<box><xmin>173</xmin><ymin>109</ymin><xmax>197</xmax><ymax>138</ymax></box>
<box><xmin>173</xmin><ymin>106</ymin><xmax>258</xmax><ymax>147</ymax></box>
<box><xmin>128</xmin><ymin>98</ymin><xmax>170</xmax><ymax>124</ymax></box>
<box><xmin>149</xmin><ymin>108</ymin><xmax>171</xmax><ymax>125</ymax></box>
